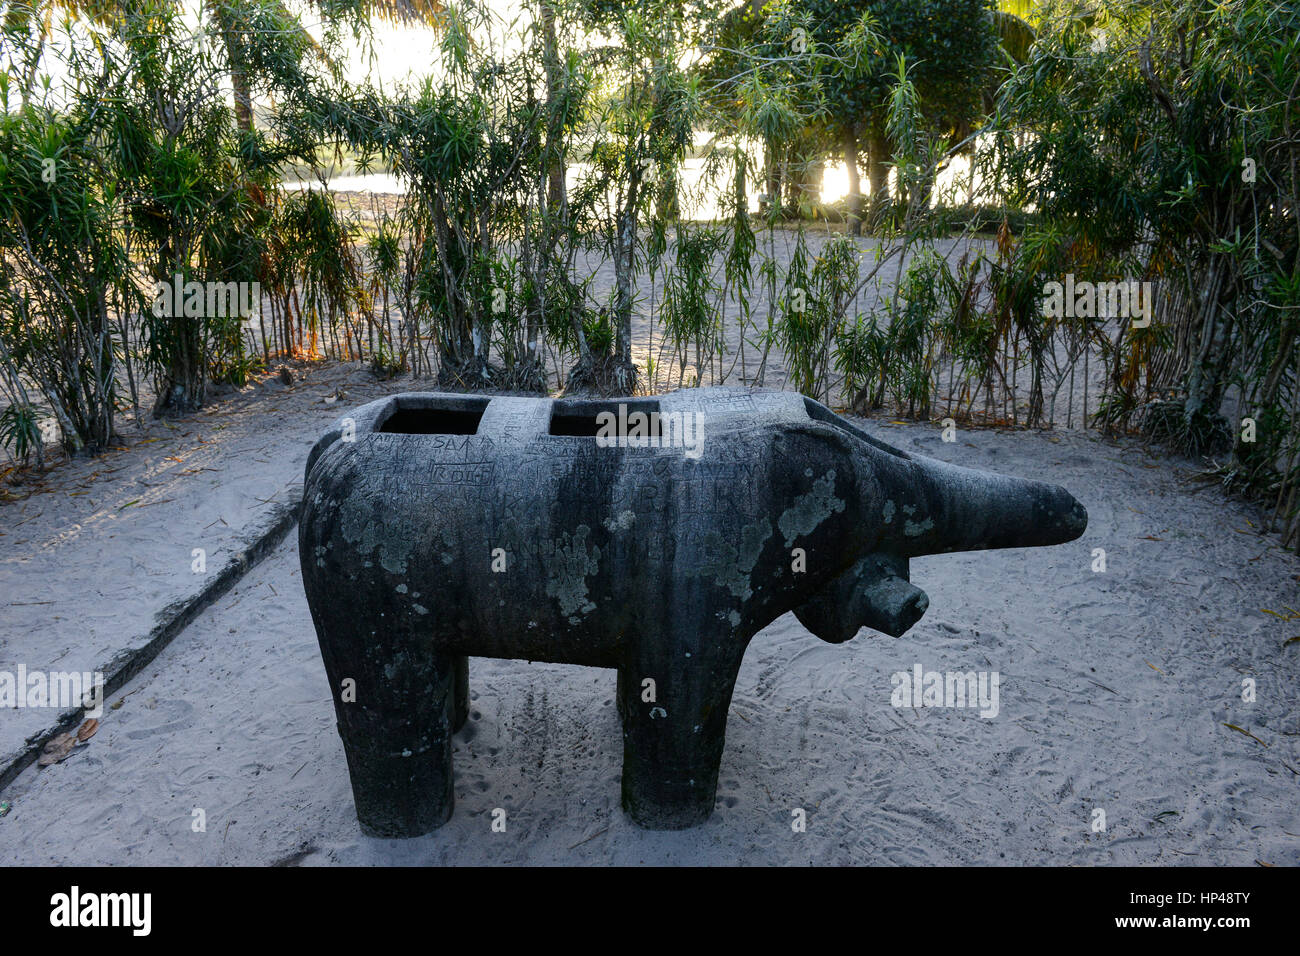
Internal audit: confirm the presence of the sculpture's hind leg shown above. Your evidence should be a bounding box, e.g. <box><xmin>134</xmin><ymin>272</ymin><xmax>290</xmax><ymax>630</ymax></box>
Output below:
<box><xmin>618</xmin><ymin>640</ymin><xmax>745</xmax><ymax>829</ymax></box>
<box><xmin>615</xmin><ymin>668</ymin><xmax>628</xmax><ymax>723</ymax></box>
<box><xmin>309</xmin><ymin>593</ymin><xmax>457</xmax><ymax>837</ymax></box>
<box><xmin>452</xmin><ymin>655</ymin><xmax>469</xmax><ymax>732</ymax></box>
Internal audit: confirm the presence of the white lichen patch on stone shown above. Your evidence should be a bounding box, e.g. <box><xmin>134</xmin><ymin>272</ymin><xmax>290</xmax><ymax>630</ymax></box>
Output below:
<box><xmin>702</xmin><ymin>519</ymin><xmax>773</xmax><ymax>600</ymax></box>
<box><xmin>778</xmin><ymin>471</ymin><xmax>846</xmax><ymax>548</ymax></box>
<box><xmin>603</xmin><ymin>510</ymin><xmax>636</xmax><ymax>532</ymax></box>
<box><xmin>882</xmin><ymin>500</ymin><xmax>896</xmax><ymax>524</ymax></box>
<box><xmin>904</xmin><ymin>516</ymin><xmax>935</xmax><ymax>537</ymax></box>
<box><xmin>545</xmin><ymin>524</ymin><xmax>601</xmax><ymax>617</ymax></box>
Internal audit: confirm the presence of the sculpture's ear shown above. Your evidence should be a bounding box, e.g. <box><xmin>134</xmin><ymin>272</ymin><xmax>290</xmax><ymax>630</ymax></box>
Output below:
<box><xmin>793</xmin><ymin>553</ymin><xmax>929</xmax><ymax>641</ymax></box>
<box><xmin>802</xmin><ymin>397</ymin><xmax>913</xmax><ymax>461</ymax></box>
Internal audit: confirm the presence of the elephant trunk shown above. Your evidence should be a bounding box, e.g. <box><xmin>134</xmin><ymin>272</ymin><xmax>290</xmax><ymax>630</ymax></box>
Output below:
<box><xmin>872</xmin><ymin>453</ymin><xmax>1088</xmax><ymax>558</ymax></box>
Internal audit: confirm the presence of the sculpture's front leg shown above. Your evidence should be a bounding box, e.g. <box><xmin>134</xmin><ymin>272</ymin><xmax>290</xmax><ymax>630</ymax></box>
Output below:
<box><xmin>617</xmin><ymin>628</ymin><xmax>747</xmax><ymax>829</ymax></box>
<box><xmin>310</xmin><ymin>588</ymin><xmax>460</xmax><ymax>838</ymax></box>
<box><xmin>301</xmin><ymin>514</ymin><xmax>464</xmax><ymax>837</ymax></box>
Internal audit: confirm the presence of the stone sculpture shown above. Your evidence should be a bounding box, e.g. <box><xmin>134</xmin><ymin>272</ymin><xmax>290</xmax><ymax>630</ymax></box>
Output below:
<box><xmin>299</xmin><ymin>388</ymin><xmax>1087</xmax><ymax>836</ymax></box>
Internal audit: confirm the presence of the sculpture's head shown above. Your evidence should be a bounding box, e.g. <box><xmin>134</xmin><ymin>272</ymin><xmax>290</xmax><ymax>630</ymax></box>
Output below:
<box><xmin>793</xmin><ymin>552</ymin><xmax>930</xmax><ymax>640</ymax></box>
<box><xmin>792</xmin><ymin>398</ymin><xmax>1088</xmax><ymax>640</ymax></box>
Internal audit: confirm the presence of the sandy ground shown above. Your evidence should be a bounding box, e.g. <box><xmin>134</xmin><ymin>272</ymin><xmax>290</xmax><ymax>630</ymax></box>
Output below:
<box><xmin>0</xmin><ymin>362</ymin><xmax>396</xmax><ymax>771</ymax></box>
<box><xmin>1</xmin><ymin>410</ymin><xmax>1297</xmax><ymax>865</ymax></box>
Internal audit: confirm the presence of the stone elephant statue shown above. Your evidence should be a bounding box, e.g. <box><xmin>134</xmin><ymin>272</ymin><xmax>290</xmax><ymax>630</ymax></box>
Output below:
<box><xmin>299</xmin><ymin>387</ymin><xmax>1086</xmax><ymax>836</ymax></box>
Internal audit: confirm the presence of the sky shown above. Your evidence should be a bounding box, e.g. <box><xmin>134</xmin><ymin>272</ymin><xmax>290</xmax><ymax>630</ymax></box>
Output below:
<box><xmin>19</xmin><ymin>1</ymin><xmax>521</xmax><ymax>98</ymax></box>
<box><xmin>328</xmin><ymin>21</ymin><xmax>447</xmax><ymax>89</ymax></box>
<box><xmin>325</xmin><ymin>2</ymin><xmax>524</xmax><ymax>90</ymax></box>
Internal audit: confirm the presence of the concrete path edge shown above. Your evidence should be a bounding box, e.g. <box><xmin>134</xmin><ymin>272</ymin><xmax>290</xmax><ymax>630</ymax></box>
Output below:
<box><xmin>0</xmin><ymin>491</ymin><xmax>302</xmax><ymax>793</ymax></box>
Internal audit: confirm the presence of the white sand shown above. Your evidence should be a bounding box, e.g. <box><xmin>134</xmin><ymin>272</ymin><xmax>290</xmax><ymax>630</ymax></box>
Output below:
<box><xmin>0</xmin><ymin>362</ymin><xmax>388</xmax><ymax>771</ymax></box>
<box><xmin>2</xmin><ymin>413</ymin><xmax>1297</xmax><ymax>865</ymax></box>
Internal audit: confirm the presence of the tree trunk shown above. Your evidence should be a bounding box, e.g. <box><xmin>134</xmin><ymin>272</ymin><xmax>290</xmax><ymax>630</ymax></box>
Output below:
<box><xmin>841</xmin><ymin>128</ymin><xmax>862</xmax><ymax>234</ymax></box>
<box><xmin>154</xmin><ymin>323</ymin><xmax>206</xmax><ymax>416</ymax></box>
<box><xmin>214</xmin><ymin>2</ymin><xmax>255</xmax><ymax>133</ymax></box>
<box><xmin>615</xmin><ymin>204</ymin><xmax>635</xmax><ymax>365</ymax></box>
<box><xmin>152</xmin><ymin>236</ymin><xmax>207</xmax><ymax>416</ymax></box>
<box><xmin>866</xmin><ymin>127</ymin><xmax>892</xmax><ymax>230</ymax></box>
<box><xmin>541</xmin><ymin>1</ymin><xmax>566</xmax><ymax>215</ymax></box>
<box><xmin>787</xmin><ymin>154</ymin><xmax>823</xmax><ymax>215</ymax></box>
<box><xmin>763</xmin><ymin>141</ymin><xmax>781</xmax><ymax>215</ymax></box>
<box><xmin>1182</xmin><ymin>254</ymin><xmax>1230</xmax><ymax>422</ymax></box>
<box><xmin>230</xmin><ymin>70</ymin><xmax>254</xmax><ymax>134</ymax></box>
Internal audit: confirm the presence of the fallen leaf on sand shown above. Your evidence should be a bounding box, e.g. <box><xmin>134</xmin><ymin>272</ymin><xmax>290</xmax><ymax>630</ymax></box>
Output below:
<box><xmin>1222</xmin><ymin>723</ymin><xmax>1268</xmax><ymax>747</ymax></box>
<box><xmin>76</xmin><ymin>718</ymin><xmax>99</xmax><ymax>742</ymax></box>
<box><xmin>1261</xmin><ymin>608</ymin><xmax>1300</xmax><ymax>621</ymax></box>
<box><xmin>37</xmin><ymin>733</ymin><xmax>77</xmax><ymax>766</ymax></box>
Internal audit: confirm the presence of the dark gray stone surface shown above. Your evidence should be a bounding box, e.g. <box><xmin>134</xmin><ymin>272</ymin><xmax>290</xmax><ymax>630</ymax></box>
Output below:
<box><xmin>299</xmin><ymin>387</ymin><xmax>1087</xmax><ymax>836</ymax></box>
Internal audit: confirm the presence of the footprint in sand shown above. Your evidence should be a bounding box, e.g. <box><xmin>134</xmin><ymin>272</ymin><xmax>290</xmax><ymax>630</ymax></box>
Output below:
<box><xmin>124</xmin><ymin>699</ymin><xmax>195</xmax><ymax>739</ymax></box>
